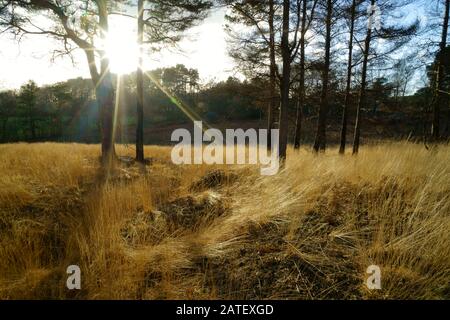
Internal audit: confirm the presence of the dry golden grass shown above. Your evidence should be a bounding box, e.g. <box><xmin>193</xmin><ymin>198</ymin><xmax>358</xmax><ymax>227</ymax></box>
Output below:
<box><xmin>0</xmin><ymin>141</ymin><xmax>449</xmax><ymax>299</ymax></box>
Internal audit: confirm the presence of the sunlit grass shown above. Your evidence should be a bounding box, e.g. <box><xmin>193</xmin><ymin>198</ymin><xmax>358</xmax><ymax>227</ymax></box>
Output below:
<box><xmin>0</xmin><ymin>142</ymin><xmax>448</xmax><ymax>299</ymax></box>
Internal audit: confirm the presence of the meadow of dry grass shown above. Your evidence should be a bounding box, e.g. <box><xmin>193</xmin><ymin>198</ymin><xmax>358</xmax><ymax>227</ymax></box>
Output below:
<box><xmin>0</xmin><ymin>142</ymin><xmax>449</xmax><ymax>299</ymax></box>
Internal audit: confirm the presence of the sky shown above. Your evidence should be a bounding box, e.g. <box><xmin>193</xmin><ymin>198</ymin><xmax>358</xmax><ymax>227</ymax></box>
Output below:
<box><xmin>0</xmin><ymin>8</ymin><xmax>236</xmax><ymax>90</ymax></box>
<box><xmin>0</xmin><ymin>1</ymin><xmax>441</xmax><ymax>92</ymax></box>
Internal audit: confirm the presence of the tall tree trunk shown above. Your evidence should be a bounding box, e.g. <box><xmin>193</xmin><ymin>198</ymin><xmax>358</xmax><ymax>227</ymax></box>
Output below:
<box><xmin>97</xmin><ymin>0</ymin><xmax>116</xmax><ymax>165</ymax></box>
<box><xmin>268</xmin><ymin>0</ymin><xmax>277</xmax><ymax>150</ymax></box>
<box><xmin>96</xmin><ymin>76</ymin><xmax>115</xmax><ymax>165</ymax></box>
<box><xmin>279</xmin><ymin>0</ymin><xmax>291</xmax><ymax>160</ymax></box>
<box><xmin>339</xmin><ymin>0</ymin><xmax>357</xmax><ymax>154</ymax></box>
<box><xmin>431</xmin><ymin>0</ymin><xmax>450</xmax><ymax>140</ymax></box>
<box><xmin>136</xmin><ymin>0</ymin><xmax>145</xmax><ymax>162</ymax></box>
<box><xmin>352</xmin><ymin>0</ymin><xmax>375</xmax><ymax>154</ymax></box>
<box><xmin>294</xmin><ymin>0</ymin><xmax>308</xmax><ymax>150</ymax></box>
<box><xmin>313</xmin><ymin>0</ymin><xmax>333</xmax><ymax>152</ymax></box>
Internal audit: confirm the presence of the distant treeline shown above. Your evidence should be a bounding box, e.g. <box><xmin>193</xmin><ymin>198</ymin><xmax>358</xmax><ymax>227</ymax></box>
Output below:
<box><xmin>0</xmin><ymin>64</ymin><xmax>262</xmax><ymax>143</ymax></box>
<box><xmin>0</xmin><ymin>58</ymin><xmax>444</xmax><ymax>144</ymax></box>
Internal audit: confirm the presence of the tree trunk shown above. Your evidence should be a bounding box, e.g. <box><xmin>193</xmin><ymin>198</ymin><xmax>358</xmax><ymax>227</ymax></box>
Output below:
<box><xmin>294</xmin><ymin>0</ymin><xmax>308</xmax><ymax>150</ymax></box>
<box><xmin>313</xmin><ymin>0</ymin><xmax>333</xmax><ymax>152</ymax></box>
<box><xmin>136</xmin><ymin>0</ymin><xmax>145</xmax><ymax>162</ymax></box>
<box><xmin>431</xmin><ymin>0</ymin><xmax>450</xmax><ymax>140</ymax></box>
<box><xmin>95</xmin><ymin>77</ymin><xmax>115</xmax><ymax>164</ymax></box>
<box><xmin>268</xmin><ymin>0</ymin><xmax>277</xmax><ymax>150</ymax></box>
<box><xmin>97</xmin><ymin>1</ymin><xmax>116</xmax><ymax>165</ymax></box>
<box><xmin>279</xmin><ymin>0</ymin><xmax>291</xmax><ymax>160</ymax></box>
<box><xmin>352</xmin><ymin>0</ymin><xmax>375</xmax><ymax>155</ymax></box>
<box><xmin>339</xmin><ymin>0</ymin><xmax>357</xmax><ymax>154</ymax></box>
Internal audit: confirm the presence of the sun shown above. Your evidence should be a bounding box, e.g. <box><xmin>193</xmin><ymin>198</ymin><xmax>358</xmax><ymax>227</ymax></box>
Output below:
<box><xmin>105</xmin><ymin>31</ymin><xmax>138</xmax><ymax>75</ymax></box>
<box><xmin>104</xmin><ymin>18</ymin><xmax>139</xmax><ymax>75</ymax></box>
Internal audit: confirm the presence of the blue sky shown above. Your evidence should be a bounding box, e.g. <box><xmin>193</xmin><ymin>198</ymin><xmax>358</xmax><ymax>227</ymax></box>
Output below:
<box><xmin>0</xmin><ymin>1</ymin><xmax>444</xmax><ymax>92</ymax></box>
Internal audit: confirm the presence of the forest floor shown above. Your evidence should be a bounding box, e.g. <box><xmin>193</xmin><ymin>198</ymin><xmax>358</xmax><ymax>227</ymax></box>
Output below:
<box><xmin>0</xmin><ymin>142</ymin><xmax>449</xmax><ymax>299</ymax></box>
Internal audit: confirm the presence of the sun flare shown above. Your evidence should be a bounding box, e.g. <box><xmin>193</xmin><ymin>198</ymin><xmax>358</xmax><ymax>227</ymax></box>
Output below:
<box><xmin>104</xmin><ymin>19</ymin><xmax>139</xmax><ymax>75</ymax></box>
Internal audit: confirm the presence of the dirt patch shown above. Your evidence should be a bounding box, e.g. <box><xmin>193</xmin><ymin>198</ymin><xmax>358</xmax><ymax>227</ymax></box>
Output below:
<box><xmin>196</xmin><ymin>217</ymin><xmax>362</xmax><ymax>299</ymax></box>
<box><xmin>162</xmin><ymin>191</ymin><xmax>228</xmax><ymax>230</ymax></box>
<box><xmin>189</xmin><ymin>170</ymin><xmax>239</xmax><ymax>192</ymax></box>
<box><xmin>122</xmin><ymin>190</ymin><xmax>229</xmax><ymax>246</ymax></box>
